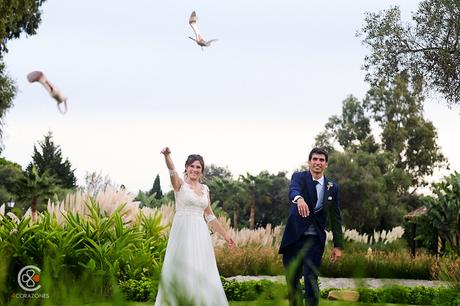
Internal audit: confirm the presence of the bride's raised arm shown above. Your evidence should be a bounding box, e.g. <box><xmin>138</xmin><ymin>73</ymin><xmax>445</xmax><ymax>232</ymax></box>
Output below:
<box><xmin>161</xmin><ymin>147</ymin><xmax>182</xmax><ymax>192</ymax></box>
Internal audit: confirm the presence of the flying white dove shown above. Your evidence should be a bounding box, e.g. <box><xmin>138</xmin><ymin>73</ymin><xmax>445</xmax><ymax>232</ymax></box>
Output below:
<box><xmin>27</xmin><ymin>71</ymin><xmax>68</xmax><ymax>114</ymax></box>
<box><xmin>188</xmin><ymin>11</ymin><xmax>217</xmax><ymax>49</ymax></box>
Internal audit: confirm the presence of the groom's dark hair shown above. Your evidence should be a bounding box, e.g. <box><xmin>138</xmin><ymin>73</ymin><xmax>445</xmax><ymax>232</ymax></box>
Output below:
<box><xmin>309</xmin><ymin>147</ymin><xmax>328</xmax><ymax>162</ymax></box>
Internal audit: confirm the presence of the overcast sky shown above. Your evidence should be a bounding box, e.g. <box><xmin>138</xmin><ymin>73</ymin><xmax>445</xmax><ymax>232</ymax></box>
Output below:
<box><xmin>2</xmin><ymin>0</ymin><xmax>459</xmax><ymax>193</ymax></box>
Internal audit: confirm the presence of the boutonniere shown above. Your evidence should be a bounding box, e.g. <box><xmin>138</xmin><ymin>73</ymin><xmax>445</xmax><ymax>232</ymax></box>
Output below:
<box><xmin>327</xmin><ymin>182</ymin><xmax>334</xmax><ymax>200</ymax></box>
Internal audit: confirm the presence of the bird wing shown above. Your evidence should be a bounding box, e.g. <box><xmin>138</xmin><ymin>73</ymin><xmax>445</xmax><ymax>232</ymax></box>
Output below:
<box><xmin>189</xmin><ymin>11</ymin><xmax>202</xmax><ymax>40</ymax></box>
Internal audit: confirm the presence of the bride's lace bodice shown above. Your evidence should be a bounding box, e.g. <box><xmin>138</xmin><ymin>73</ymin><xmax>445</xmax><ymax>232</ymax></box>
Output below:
<box><xmin>174</xmin><ymin>182</ymin><xmax>209</xmax><ymax>216</ymax></box>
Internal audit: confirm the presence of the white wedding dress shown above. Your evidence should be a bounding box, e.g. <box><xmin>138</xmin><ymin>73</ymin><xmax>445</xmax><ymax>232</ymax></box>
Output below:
<box><xmin>154</xmin><ymin>182</ymin><xmax>229</xmax><ymax>306</ymax></box>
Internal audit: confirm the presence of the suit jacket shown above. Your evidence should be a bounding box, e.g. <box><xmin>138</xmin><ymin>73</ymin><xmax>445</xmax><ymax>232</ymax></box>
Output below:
<box><xmin>278</xmin><ymin>170</ymin><xmax>343</xmax><ymax>254</ymax></box>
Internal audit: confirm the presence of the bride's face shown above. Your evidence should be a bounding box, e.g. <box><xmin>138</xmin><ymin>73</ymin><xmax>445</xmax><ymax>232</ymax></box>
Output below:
<box><xmin>186</xmin><ymin>160</ymin><xmax>203</xmax><ymax>180</ymax></box>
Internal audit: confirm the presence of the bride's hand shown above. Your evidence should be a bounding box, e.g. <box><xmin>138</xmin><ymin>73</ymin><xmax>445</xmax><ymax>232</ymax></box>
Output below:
<box><xmin>225</xmin><ymin>236</ymin><xmax>235</xmax><ymax>248</ymax></box>
<box><xmin>161</xmin><ymin>147</ymin><xmax>171</xmax><ymax>155</ymax></box>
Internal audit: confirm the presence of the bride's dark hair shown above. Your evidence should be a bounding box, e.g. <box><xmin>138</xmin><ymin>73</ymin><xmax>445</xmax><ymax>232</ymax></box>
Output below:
<box><xmin>184</xmin><ymin>154</ymin><xmax>205</xmax><ymax>174</ymax></box>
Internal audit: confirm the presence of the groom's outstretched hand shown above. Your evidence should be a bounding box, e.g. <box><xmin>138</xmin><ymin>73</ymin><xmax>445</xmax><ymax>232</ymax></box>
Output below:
<box><xmin>296</xmin><ymin>198</ymin><xmax>310</xmax><ymax>217</ymax></box>
<box><xmin>331</xmin><ymin>247</ymin><xmax>342</xmax><ymax>263</ymax></box>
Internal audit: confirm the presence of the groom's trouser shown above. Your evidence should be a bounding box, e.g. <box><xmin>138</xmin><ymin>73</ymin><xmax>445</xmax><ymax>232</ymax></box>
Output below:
<box><xmin>282</xmin><ymin>235</ymin><xmax>325</xmax><ymax>306</ymax></box>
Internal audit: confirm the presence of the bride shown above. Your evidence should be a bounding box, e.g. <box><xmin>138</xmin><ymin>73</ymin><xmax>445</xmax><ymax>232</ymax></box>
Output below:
<box><xmin>154</xmin><ymin>147</ymin><xmax>235</xmax><ymax>306</ymax></box>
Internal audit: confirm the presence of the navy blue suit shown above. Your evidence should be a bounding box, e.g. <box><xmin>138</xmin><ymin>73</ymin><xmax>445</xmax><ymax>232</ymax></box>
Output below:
<box><xmin>279</xmin><ymin>171</ymin><xmax>343</xmax><ymax>306</ymax></box>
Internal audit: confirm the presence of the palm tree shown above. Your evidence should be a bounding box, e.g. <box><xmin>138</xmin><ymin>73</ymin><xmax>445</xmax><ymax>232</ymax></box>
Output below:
<box><xmin>15</xmin><ymin>165</ymin><xmax>59</xmax><ymax>221</ymax></box>
<box><xmin>240</xmin><ymin>173</ymin><xmax>271</xmax><ymax>230</ymax></box>
<box><xmin>424</xmin><ymin>172</ymin><xmax>460</xmax><ymax>255</ymax></box>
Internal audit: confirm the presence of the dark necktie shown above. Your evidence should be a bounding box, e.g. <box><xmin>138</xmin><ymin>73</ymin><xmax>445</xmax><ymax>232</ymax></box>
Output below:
<box><xmin>313</xmin><ymin>180</ymin><xmax>321</xmax><ymax>211</ymax></box>
<box><xmin>312</xmin><ymin>180</ymin><xmax>319</xmax><ymax>205</ymax></box>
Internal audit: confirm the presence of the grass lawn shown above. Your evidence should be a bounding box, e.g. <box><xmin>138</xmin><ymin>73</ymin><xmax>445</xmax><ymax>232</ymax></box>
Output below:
<box><xmin>229</xmin><ymin>300</ymin><xmax>413</xmax><ymax>306</ymax></box>
<box><xmin>100</xmin><ymin>299</ymin><xmax>413</xmax><ymax>306</ymax></box>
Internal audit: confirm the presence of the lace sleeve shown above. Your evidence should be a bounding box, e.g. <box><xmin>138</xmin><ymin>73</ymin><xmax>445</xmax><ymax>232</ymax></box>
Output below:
<box><xmin>203</xmin><ymin>184</ymin><xmax>216</xmax><ymax>222</ymax></box>
<box><xmin>205</xmin><ymin>214</ymin><xmax>217</xmax><ymax>222</ymax></box>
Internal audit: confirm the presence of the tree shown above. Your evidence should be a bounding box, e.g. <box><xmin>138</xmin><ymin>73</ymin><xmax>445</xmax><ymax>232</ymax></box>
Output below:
<box><xmin>240</xmin><ymin>172</ymin><xmax>273</xmax><ymax>230</ymax></box>
<box><xmin>27</xmin><ymin>131</ymin><xmax>77</xmax><ymax>189</ymax></box>
<box><xmin>317</xmin><ymin>73</ymin><xmax>447</xmax><ymax>190</ymax></box>
<box><xmin>314</xmin><ymin>73</ymin><xmax>446</xmax><ymax>231</ymax></box>
<box><xmin>421</xmin><ymin>172</ymin><xmax>460</xmax><ymax>255</ymax></box>
<box><xmin>0</xmin><ymin>157</ymin><xmax>25</xmax><ymax>204</ymax></box>
<box><xmin>326</xmin><ymin>151</ymin><xmax>411</xmax><ymax>233</ymax></box>
<box><xmin>364</xmin><ymin>72</ymin><xmax>447</xmax><ymax>188</ymax></box>
<box><xmin>148</xmin><ymin>174</ymin><xmax>163</xmax><ymax>199</ymax></box>
<box><xmin>207</xmin><ymin>177</ymin><xmax>246</xmax><ymax>228</ymax></box>
<box><xmin>0</xmin><ymin>63</ymin><xmax>16</xmax><ymax>150</ymax></box>
<box><xmin>315</xmin><ymin>95</ymin><xmax>378</xmax><ymax>154</ymax></box>
<box><xmin>360</xmin><ymin>0</ymin><xmax>460</xmax><ymax>106</ymax></box>
<box><xmin>0</xmin><ymin>0</ymin><xmax>47</xmax><ymax>146</ymax></box>
<box><xmin>16</xmin><ymin>165</ymin><xmax>58</xmax><ymax>220</ymax></box>
<box><xmin>259</xmin><ymin>171</ymin><xmax>290</xmax><ymax>227</ymax></box>
<box><xmin>82</xmin><ymin>170</ymin><xmax>113</xmax><ymax>197</ymax></box>
<box><xmin>203</xmin><ymin>164</ymin><xmax>232</xmax><ymax>182</ymax></box>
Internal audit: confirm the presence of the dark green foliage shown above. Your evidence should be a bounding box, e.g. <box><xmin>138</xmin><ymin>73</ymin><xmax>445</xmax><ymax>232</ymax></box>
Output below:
<box><xmin>0</xmin><ymin>63</ymin><xmax>16</xmax><ymax>148</ymax></box>
<box><xmin>118</xmin><ymin>277</ymin><xmax>156</xmax><ymax>302</ymax></box>
<box><xmin>207</xmin><ymin>177</ymin><xmax>246</xmax><ymax>228</ymax></box>
<box><xmin>204</xmin><ymin>164</ymin><xmax>233</xmax><ymax>182</ymax></box>
<box><xmin>315</xmin><ymin>72</ymin><xmax>446</xmax><ymax>232</ymax></box>
<box><xmin>0</xmin><ymin>0</ymin><xmax>47</xmax><ymax>146</ymax></box>
<box><xmin>15</xmin><ymin>164</ymin><xmax>59</xmax><ymax>213</ymax></box>
<box><xmin>364</xmin><ymin>72</ymin><xmax>447</xmax><ymax>188</ymax></box>
<box><xmin>320</xmin><ymin>248</ymin><xmax>435</xmax><ymax>280</ymax></box>
<box><xmin>27</xmin><ymin>131</ymin><xmax>77</xmax><ymax>189</ymax></box>
<box><xmin>0</xmin><ymin>199</ymin><xmax>167</xmax><ymax>304</ymax></box>
<box><xmin>326</xmin><ymin>151</ymin><xmax>410</xmax><ymax>232</ymax></box>
<box><xmin>221</xmin><ymin>278</ymin><xmax>287</xmax><ymax>301</ymax></box>
<box><xmin>432</xmin><ymin>287</ymin><xmax>460</xmax><ymax>306</ymax></box>
<box><xmin>315</xmin><ymin>95</ymin><xmax>378</xmax><ymax>154</ymax></box>
<box><xmin>239</xmin><ymin>171</ymin><xmax>289</xmax><ymax>229</ymax></box>
<box><xmin>0</xmin><ymin>157</ymin><xmax>24</xmax><ymax>204</ymax></box>
<box><xmin>417</xmin><ymin>172</ymin><xmax>460</xmax><ymax>255</ymax></box>
<box><xmin>357</xmin><ymin>285</ymin><xmax>458</xmax><ymax>305</ymax></box>
<box><xmin>148</xmin><ymin>174</ymin><xmax>163</xmax><ymax>199</ymax></box>
<box><xmin>0</xmin><ymin>0</ymin><xmax>47</xmax><ymax>53</ymax></box>
<box><xmin>360</xmin><ymin>0</ymin><xmax>460</xmax><ymax>106</ymax></box>
<box><xmin>207</xmin><ymin>169</ymin><xmax>289</xmax><ymax>229</ymax></box>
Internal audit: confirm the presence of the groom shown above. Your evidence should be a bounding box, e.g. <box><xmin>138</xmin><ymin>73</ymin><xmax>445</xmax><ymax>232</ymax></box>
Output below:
<box><xmin>279</xmin><ymin>148</ymin><xmax>343</xmax><ymax>306</ymax></box>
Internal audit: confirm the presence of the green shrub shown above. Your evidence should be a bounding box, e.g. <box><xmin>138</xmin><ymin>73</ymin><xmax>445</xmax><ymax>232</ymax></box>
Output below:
<box><xmin>432</xmin><ymin>287</ymin><xmax>460</xmax><ymax>306</ymax></box>
<box><xmin>381</xmin><ymin>285</ymin><xmax>410</xmax><ymax>304</ymax></box>
<box><xmin>357</xmin><ymin>285</ymin><xmax>451</xmax><ymax>305</ymax></box>
<box><xmin>408</xmin><ymin>286</ymin><xmax>438</xmax><ymax>305</ymax></box>
<box><xmin>118</xmin><ymin>277</ymin><xmax>156</xmax><ymax>302</ymax></box>
<box><xmin>218</xmin><ymin>280</ymin><xmax>454</xmax><ymax>304</ymax></box>
<box><xmin>221</xmin><ymin>278</ymin><xmax>287</xmax><ymax>301</ymax></box>
<box><xmin>0</xmin><ymin>199</ymin><xmax>167</xmax><ymax>304</ymax></box>
<box><xmin>357</xmin><ymin>287</ymin><xmax>381</xmax><ymax>303</ymax></box>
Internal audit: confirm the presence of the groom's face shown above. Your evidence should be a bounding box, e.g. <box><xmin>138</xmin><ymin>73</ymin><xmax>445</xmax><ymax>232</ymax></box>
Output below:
<box><xmin>308</xmin><ymin>153</ymin><xmax>328</xmax><ymax>175</ymax></box>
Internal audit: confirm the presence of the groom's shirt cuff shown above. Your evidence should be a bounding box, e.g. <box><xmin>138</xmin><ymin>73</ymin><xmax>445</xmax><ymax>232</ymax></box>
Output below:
<box><xmin>293</xmin><ymin>195</ymin><xmax>303</xmax><ymax>204</ymax></box>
